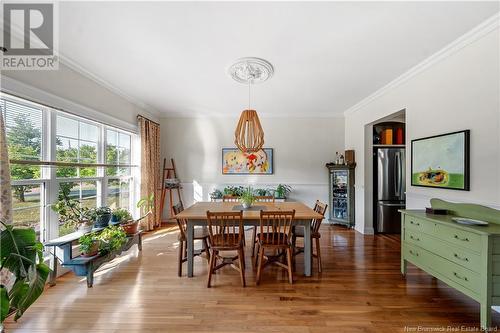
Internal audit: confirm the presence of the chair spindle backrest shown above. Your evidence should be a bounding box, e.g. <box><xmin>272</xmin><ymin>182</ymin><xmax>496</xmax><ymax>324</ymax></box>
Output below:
<box><xmin>311</xmin><ymin>200</ymin><xmax>328</xmax><ymax>233</ymax></box>
<box><xmin>259</xmin><ymin>210</ymin><xmax>295</xmax><ymax>245</ymax></box>
<box><xmin>173</xmin><ymin>202</ymin><xmax>187</xmax><ymax>239</ymax></box>
<box><xmin>206</xmin><ymin>211</ymin><xmax>244</xmax><ymax>247</ymax></box>
<box><xmin>255</xmin><ymin>196</ymin><xmax>275</xmax><ymax>203</ymax></box>
<box><xmin>222</xmin><ymin>195</ymin><xmax>240</xmax><ymax>202</ymax></box>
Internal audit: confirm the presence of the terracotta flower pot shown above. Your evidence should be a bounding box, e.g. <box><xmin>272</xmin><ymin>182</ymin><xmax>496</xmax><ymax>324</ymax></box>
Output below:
<box><xmin>81</xmin><ymin>240</ymin><xmax>100</xmax><ymax>257</ymax></box>
<box><xmin>121</xmin><ymin>220</ymin><xmax>139</xmax><ymax>235</ymax></box>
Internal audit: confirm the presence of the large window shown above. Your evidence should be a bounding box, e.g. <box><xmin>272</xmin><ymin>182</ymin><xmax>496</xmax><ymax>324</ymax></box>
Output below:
<box><xmin>1</xmin><ymin>94</ymin><xmax>138</xmax><ymax>240</ymax></box>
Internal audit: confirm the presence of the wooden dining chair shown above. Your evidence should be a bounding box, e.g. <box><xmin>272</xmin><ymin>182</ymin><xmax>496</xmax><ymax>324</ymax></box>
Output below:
<box><xmin>250</xmin><ymin>196</ymin><xmax>275</xmax><ymax>257</ymax></box>
<box><xmin>255</xmin><ymin>210</ymin><xmax>296</xmax><ymax>285</ymax></box>
<box><xmin>222</xmin><ymin>195</ymin><xmax>240</xmax><ymax>202</ymax></box>
<box><xmin>206</xmin><ymin>210</ymin><xmax>246</xmax><ymax>288</ymax></box>
<box><xmin>292</xmin><ymin>200</ymin><xmax>328</xmax><ymax>273</ymax></box>
<box><xmin>173</xmin><ymin>203</ymin><xmax>210</xmax><ymax>277</ymax></box>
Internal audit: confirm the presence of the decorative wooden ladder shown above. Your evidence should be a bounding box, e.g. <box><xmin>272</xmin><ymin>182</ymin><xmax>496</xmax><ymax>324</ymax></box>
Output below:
<box><xmin>159</xmin><ymin>158</ymin><xmax>183</xmax><ymax>222</ymax></box>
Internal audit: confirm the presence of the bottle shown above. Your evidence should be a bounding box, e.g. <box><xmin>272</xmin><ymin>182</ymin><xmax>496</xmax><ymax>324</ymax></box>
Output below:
<box><xmin>339</xmin><ymin>154</ymin><xmax>345</xmax><ymax>165</ymax></box>
<box><xmin>335</xmin><ymin>152</ymin><xmax>339</xmax><ymax>164</ymax></box>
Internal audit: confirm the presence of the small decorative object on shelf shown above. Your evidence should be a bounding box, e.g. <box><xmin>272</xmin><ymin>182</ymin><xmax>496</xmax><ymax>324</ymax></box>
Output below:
<box><xmin>326</xmin><ymin>163</ymin><xmax>355</xmax><ymax>228</ymax></box>
<box><xmin>345</xmin><ymin>150</ymin><xmax>355</xmax><ymax>165</ymax></box>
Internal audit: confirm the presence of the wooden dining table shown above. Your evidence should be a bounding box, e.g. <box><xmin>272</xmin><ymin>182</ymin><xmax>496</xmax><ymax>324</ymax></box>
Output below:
<box><xmin>174</xmin><ymin>201</ymin><xmax>324</xmax><ymax>277</ymax></box>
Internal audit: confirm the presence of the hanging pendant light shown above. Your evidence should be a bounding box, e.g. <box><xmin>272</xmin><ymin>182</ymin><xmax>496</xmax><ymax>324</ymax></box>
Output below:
<box><xmin>228</xmin><ymin>57</ymin><xmax>274</xmax><ymax>153</ymax></box>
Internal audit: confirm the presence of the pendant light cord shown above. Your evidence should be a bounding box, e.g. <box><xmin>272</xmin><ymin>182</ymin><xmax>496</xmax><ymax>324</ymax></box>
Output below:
<box><xmin>248</xmin><ymin>81</ymin><xmax>251</xmax><ymax>110</ymax></box>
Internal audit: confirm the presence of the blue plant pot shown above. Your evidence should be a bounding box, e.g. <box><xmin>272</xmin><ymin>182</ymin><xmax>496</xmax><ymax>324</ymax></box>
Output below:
<box><xmin>95</xmin><ymin>213</ymin><xmax>111</xmax><ymax>228</ymax></box>
<box><xmin>110</xmin><ymin>214</ymin><xmax>121</xmax><ymax>223</ymax></box>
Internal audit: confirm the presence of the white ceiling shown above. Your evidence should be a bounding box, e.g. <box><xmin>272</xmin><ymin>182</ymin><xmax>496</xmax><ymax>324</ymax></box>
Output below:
<box><xmin>58</xmin><ymin>1</ymin><xmax>499</xmax><ymax>117</ymax></box>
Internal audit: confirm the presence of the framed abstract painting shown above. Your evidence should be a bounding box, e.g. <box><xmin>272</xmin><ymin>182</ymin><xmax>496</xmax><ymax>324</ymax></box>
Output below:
<box><xmin>222</xmin><ymin>148</ymin><xmax>274</xmax><ymax>175</ymax></box>
<box><xmin>411</xmin><ymin>130</ymin><xmax>470</xmax><ymax>191</ymax></box>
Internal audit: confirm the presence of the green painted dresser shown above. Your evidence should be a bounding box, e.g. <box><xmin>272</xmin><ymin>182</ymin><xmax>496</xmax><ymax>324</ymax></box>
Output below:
<box><xmin>400</xmin><ymin>199</ymin><xmax>500</xmax><ymax>330</ymax></box>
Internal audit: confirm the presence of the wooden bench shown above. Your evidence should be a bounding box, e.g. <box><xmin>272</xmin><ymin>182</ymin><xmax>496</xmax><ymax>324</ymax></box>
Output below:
<box><xmin>44</xmin><ymin>229</ymin><xmax>142</xmax><ymax>287</ymax></box>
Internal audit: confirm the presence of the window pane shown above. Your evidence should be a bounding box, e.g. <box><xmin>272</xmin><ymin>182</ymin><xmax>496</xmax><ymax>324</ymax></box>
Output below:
<box><xmin>80</xmin><ymin>122</ymin><xmax>98</xmax><ymax>142</ymax></box>
<box><xmin>106</xmin><ymin>129</ymin><xmax>117</xmax><ymax>146</ymax></box>
<box><xmin>119</xmin><ymin>133</ymin><xmax>131</xmax><ymax>149</ymax></box>
<box><xmin>107</xmin><ymin>179</ymin><xmax>129</xmax><ymax>210</ymax></box>
<box><xmin>58</xmin><ymin>181</ymin><xmax>97</xmax><ymax>236</ymax></box>
<box><xmin>2</xmin><ymin>99</ymin><xmax>43</xmax><ymax>180</ymax></box>
<box><xmin>56</xmin><ymin>116</ymin><xmax>78</xmax><ymax>138</ymax></box>
<box><xmin>107</xmin><ymin>179</ymin><xmax>120</xmax><ymax>209</ymax></box>
<box><xmin>79</xmin><ymin>142</ymin><xmax>97</xmax><ymax>177</ymax></box>
<box><xmin>12</xmin><ymin>184</ymin><xmax>42</xmax><ymax>240</ymax></box>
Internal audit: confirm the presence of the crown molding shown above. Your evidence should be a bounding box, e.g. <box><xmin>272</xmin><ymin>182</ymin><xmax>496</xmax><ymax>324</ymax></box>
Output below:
<box><xmin>57</xmin><ymin>53</ymin><xmax>161</xmax><ymax>118</ymax></box>
<box><xmin>344</xmin><ymin>12</ymin><xmax>500</xmax><ymax>117</ymax></box>
<box><xmin>159</xmin><ymin>111</ymin><xmax>345</xmax><ymax>119</ymax></box>
<box><xmin>3</xmin><ymin>24</ymin><xmax>161</xmax><ymax>118</ymax></box>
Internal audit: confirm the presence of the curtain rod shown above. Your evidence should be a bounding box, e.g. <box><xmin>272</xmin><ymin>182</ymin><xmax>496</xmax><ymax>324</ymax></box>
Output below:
<box><xmin>137</xmin><ymin>114</ymin><xmax>160</xmax><ymax>126</ymax></box>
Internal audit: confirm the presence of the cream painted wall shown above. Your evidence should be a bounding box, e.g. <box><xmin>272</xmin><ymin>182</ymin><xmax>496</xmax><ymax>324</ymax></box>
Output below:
<box><xmin>345</xmin><ymin>26</ymin><xmax>500</xmax><ymax>234</ymax></box>
<box><xmin>160</xmin><ymin>117</ymin><xmax>344</xmax><ymax>218</ymax></box>
<box><xmin>2</xmin><ymin>62</ymin><xmax>159</xmax><ymax>129</ymax></box>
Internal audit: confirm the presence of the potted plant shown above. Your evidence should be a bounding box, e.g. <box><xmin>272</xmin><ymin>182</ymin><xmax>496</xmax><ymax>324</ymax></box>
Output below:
<box><xmin>111</xmin><ymin>208</ymin><xmax>132</xmax><ymax>224</ymax></box>
<box><xmin>274</xmin><ymin>184</ymin><xmax>292</xmax><ymax>200</ymax></box>
<box><xmin>79</xmin><ymin>233</ymin><xmax>100</xmax><ymax>257</ymax></box>
<box><xmin>240</xmin><ymin>187</ymin><xmax>256</xmax><ymax>209</ymax></box>
<box><xmin>52</xmin><ymin>188</ymin><xmax>93</xmax><ymax>233</ymax></box>
<box><xmin>97</xmin><ymin>226</ymin><xmax>127</xmax><ymax>254</ymax></box>
<box><xmin>209</xmin><ymin>189</ymin><xmax>223</xmax><ymax>200</ymax></box>
<box><xmin>223</xmin><ymin>185</ymin><xmax>244</xmax><ymax>197</ymax></box>
<box><xmin>90</xmin><ymin>207</ymin><xmax>112</xmax><ymax>228</ymax></box>
<box><xmin>255</xmin><ymin>188</ymin><xmax>270</xmax><ymax>196</ymax></box>
<box><xmin>1</xmin><ymin>221</ymin><xmax>50</xmax><ymax>327</ymax></box>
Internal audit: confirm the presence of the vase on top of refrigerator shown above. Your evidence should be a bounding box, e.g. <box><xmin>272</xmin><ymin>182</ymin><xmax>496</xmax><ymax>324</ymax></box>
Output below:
<box><xmin>375</xmin><ymin>148</ymin><xmax>406</xmax><ymax>233</ymax></box>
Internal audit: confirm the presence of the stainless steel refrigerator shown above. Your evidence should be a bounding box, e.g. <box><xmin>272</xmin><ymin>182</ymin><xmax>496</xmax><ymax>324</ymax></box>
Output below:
<box><xmin>375</xmin><ymin>148</ymin><xmax>406</xmax><ymax>233</ymax></box>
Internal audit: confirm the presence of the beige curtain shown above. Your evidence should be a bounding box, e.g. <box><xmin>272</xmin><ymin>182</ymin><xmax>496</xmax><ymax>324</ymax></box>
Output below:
<box><xmin>0</xmin><ymin>110</ymin><xmax>13</xmax><ymax>224</ymax></box>
<box><xmin>138</xmin><ymin>116</ymin><xmax>161</xmax><ymax>231</ymax></box>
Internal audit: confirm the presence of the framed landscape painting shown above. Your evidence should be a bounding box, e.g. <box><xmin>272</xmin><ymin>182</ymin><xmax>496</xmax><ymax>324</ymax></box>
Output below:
<box><xmin>222</xmin><ymin>148</ymin><xmax>273</xmax><ymax>174</ymax></box>
<box><xmin>411</xmin><ymin>130</ymin><xmax>470</xmax><ymax>190</ymax></box>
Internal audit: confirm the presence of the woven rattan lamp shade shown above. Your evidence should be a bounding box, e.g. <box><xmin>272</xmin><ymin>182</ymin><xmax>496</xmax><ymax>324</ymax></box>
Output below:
<box><xmin>234</xmin><ymin>109</ymin><xmax>264</xmax><ymax>153</ymax></box>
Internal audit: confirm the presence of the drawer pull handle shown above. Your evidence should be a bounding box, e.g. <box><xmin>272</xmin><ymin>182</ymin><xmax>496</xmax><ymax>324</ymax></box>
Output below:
<box><xmin>454</xmin><ymin>235</ymin><xmax>470</xmax><ymax>242</ymax></box>
<box><xmin>410</xmin><ymin>221</ymin><xmax>420</xmax><ymax>226</ymax></box>
<box><xmin>453</xmin><ymin>253</ymin><xmax>469</xmax><ymax>262</ymax></box>
<box><xmin>410</xmin><ymin>235</ymin><xmax>420</xmax><ymax>241</ymax></box>
<box><xmin>453</xmin><ymin>272</ymin><xmax>469</xmax><ymax>282</ymax></box>
<box><xmin>409</xmin><ymin>250</ymin><xmax>419</xmax><ymax>257</ymax></box>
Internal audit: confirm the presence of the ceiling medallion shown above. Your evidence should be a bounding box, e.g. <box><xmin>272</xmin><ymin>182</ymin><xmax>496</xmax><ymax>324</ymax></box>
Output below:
<box><xmin>228</xmin><ymin>57</ymin><xmax>274</xmax><ymax>84</ymax></box>
<box><xmin>229</xmin><ymin>57</ymin><xmax>273</xmax><ymax>153</ymax></box>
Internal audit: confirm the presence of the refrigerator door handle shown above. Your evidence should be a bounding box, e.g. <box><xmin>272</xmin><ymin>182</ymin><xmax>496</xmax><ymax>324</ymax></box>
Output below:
<box><xmin>395</xmin><ymin>152</ymin><xmax>400</xmax><ymax>197</ymax></box>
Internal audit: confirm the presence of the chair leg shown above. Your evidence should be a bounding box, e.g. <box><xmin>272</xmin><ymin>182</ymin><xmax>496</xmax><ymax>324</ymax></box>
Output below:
<box><xmin>256</xmin><ymin>246</ymin><xmax>265</xmax><ymax>285</ymax></box>
<box><xmin>286</xmin><ymin>247</ymin><xmax>293</xmax><ymax>284</ymax></box>
<box><xmin>203</xmin><ymin>237</ymin><xmax>211</xmax><ymax>262</ymax></box>
<box><xmin>238</xmin><ymin>248</ymin><xmax>246</xmax><ymax>287</ymax></box>
<box><xmin>207</xmin><ymin>249</ymin><xmax>216</xmax><ymax>288</ymax></box>
<box><xmin>251</xmin><ymin>227</ymin><xmax>257</xmax><ymax>257</ymax></box>
<box><xmin>254</xmin><ymin>243</ymin><xmax>260</xmax><ymax>267</ymax></box>
<box><xmin>178</xmin><ymin>240</ymin><xmax>184</xmax><ymax>277</ymax></box>
<box><xmin>315</xmin><ymin>237</ymin><xmax>322</xmax><ymax>273</ymax></box>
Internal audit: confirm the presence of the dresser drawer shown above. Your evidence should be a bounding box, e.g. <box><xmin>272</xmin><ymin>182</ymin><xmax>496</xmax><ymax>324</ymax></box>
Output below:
<box><xmin>404</xmin><ymin>229</ymin><xmax>481</xmax><ymax>272</ymax></box>
<box><xmin>404</xmin><ymin>243</ymin><xmax>480</xmax><ymax>294</ymax></box>
<box><xmin>405</xmin><ymin>215</ymin><xmax>436</xmax><ymax>235</ymax></box>
<box><xmin>434</xmin><ymin>223</ymin><xmax>482</xmax><ymax>253</ymax></box>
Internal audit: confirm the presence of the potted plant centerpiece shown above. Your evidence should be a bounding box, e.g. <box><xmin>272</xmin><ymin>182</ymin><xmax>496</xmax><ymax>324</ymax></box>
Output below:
<box><xmin>240</xmin><ymin>187</ymin><xmax>256</xmax><ymax>209</ymax></box>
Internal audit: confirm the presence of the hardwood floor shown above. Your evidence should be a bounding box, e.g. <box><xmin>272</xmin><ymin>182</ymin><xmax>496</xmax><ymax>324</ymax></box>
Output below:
<box><xmin>5</xmin><ymin>225</ymin><xmax>498</xmax><ymax>332</ymax></box>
